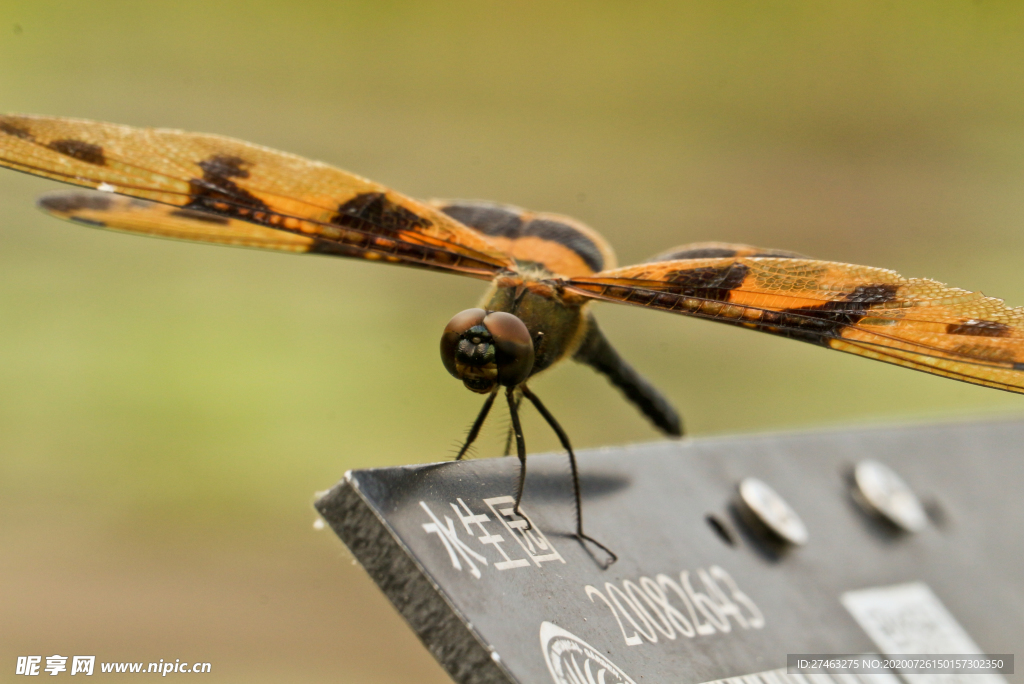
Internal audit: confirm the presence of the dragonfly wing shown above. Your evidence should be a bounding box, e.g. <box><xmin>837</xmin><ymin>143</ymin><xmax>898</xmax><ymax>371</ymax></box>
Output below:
<box><xmin>1</xmin><ymin>114</ymin><xmax>515</xmax><ymax>278</ymax></box>
<box><xmin>566</xmin><ymin>257</ymin><xmax>1024</xmax><ymax>393</ymax></box>
<box><xmin>429</xmin><ymin>200</ymin><xmax>616</xmax><ymax>277</ymax></box>
<box><xmin>644</xmin><ymin>241</ymin><xmax>808</xmax><ymax>262</ymax></box>
<box><xmin>37</xmin><ymin>190</ymin><xmax>325</xmax><ymax>252</ymax></box>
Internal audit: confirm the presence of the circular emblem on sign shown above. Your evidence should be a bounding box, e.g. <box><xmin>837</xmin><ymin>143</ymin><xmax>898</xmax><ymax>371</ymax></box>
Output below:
<box><xmin>539</xmin><ymin>621</ymin><xmax>637</xmax><ymax>684</ymax></box>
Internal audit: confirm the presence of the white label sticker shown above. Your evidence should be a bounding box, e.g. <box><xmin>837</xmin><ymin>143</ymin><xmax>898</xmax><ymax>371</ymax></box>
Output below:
<box><xmin>841</xmin><ymin>582</ymin><xmax>1006</xmax><ymax>684</ymax></box>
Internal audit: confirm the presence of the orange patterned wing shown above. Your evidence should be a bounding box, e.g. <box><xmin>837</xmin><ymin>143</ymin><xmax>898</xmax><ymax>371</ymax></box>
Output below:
<box><xmin>428</xmin><ymin>200</ymin><xmax>617</xmax><ymax>277</ymax></box>
<box><xmin>0</xmin><ymin>114</ymin><xmax>515</xmax><ymax>278</ymax></box>
<box><xmin>37</xmin><ymin>190</ymin><xmax>325</xmax><ymax>252</ymax></box>
<box><xmin>643</xmin><ymin>241</ymin><xmax>808</xmax><ymax>262</ymax></box>
<box><xmin>565</xmin><ymin>257</ymin><xmax>1024</xmax><ymax>393</ymax></box>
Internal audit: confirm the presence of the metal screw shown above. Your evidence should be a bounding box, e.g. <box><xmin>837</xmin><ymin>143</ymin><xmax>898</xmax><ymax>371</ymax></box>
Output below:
<box><xmin>737</xmin><ymin>477</ymin><xmax>808</xmax><ymax>546</ymax></box>
<box><xmin>853</xmin><ymin>460</ymin><xmax>927</xmax><ymax>533</ymax></box>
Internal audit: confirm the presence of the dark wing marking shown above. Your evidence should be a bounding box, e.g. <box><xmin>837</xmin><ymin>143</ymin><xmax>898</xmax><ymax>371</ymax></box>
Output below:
<box><xmin>644</xmin><ymin>241</ymin><xmax>807</xmax><ymax>262</ymax></box>
<box><xmin>564</xmin><ymin>257</ymin><xmax>1024</xmax><ymax>393</ymax></box>
<box><xmin>429</xmin><ymin>200</ymin><xmax>615</xmax><ymax>277</ymax></box>
<box><xmin>0</xmin><ymin>114</ymin><xmax>515</xmax><ymax>279</ymax></box>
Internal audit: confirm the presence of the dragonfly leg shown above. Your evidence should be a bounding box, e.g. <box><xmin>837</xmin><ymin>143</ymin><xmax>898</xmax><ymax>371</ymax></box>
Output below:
<box><xmin>506</xmin><ymin>385</ymin><xmax>533</xmax><ymax>530</ymax></box>
<box><xmin>503</xmin><ymin>390</ymin><xmax>523</xmax><ymax>456</ymax></box>
<box><xmin>455</xmin><ymin>389</ymin><xmax>498</xmax><ymax>461</ymax></box>
<box><xmin>521</xmin><ymin>385</ymin><xmax>618</xmax><ymax>567</ymax></box>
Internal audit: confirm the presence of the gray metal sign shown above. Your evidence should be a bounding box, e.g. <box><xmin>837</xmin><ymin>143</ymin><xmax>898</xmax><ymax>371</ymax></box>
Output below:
<box><xmin>315</xmin><ymin>419</ymin><xmax>1024</xmax><ymax>684</ymax></box>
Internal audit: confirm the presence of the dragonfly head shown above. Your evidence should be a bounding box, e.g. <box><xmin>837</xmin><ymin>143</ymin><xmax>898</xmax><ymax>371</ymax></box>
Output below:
<box><xmin>441</xmin><ymin>308</ymin><xmax>535</xmax><ymax>394</ymax></box>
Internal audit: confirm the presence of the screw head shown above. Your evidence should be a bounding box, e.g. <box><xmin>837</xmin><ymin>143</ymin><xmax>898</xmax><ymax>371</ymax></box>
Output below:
<box><xmin>853</xmin><ymin>460</ymin><xmax>928</xmax><ymax>533</ymax></box>
<box><xmin>737</xmin><ymin>477</ymin><xmax>808</xmax><ymax>546</ymax></box>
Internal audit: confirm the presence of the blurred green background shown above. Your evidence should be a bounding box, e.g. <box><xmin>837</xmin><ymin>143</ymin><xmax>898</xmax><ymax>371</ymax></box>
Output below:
<box><xmin>2</xmin><ymin>1</ymin><xmax>1024</xmax><ymax>681</ymax></box>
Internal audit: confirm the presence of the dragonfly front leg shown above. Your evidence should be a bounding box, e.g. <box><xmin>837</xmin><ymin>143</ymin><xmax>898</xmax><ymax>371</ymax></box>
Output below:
<box><xmin>455</xmin><ymin>389</ymin><xmax>498</xmax><ymax>461</ymax></box>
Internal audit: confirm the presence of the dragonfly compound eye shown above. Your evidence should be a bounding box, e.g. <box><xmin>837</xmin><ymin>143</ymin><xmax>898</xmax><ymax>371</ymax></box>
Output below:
<box><xmin>482</xmin><ymin>311</ymin><xmax>535</xmax><ymax>387</ymax></box>
<box><xmin>440</xmin><ymin>309</ymin><xmax>534</xmax><ymax>392</ymax></box>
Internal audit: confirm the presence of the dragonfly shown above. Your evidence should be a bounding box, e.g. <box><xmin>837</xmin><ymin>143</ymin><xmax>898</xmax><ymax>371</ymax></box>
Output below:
<box><xmin>2</xmin><ymin>114</ymin><xmax>1023</xmax><ymax>565</ymax></box>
